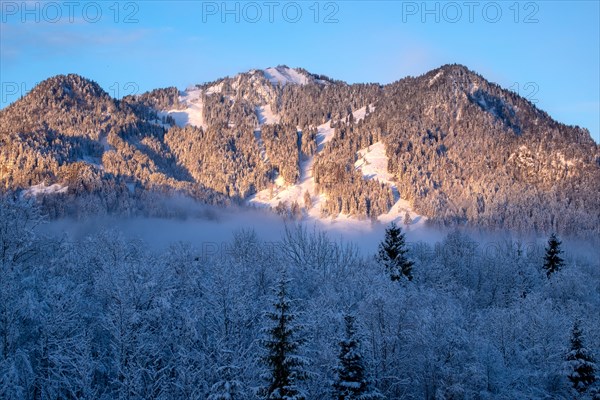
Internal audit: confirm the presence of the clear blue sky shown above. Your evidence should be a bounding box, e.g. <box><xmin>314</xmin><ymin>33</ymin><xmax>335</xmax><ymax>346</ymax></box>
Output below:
<box><xmin>1</xmin><ymin>1</ymin><xmax>598</xmax><ymax>141</ymax></box>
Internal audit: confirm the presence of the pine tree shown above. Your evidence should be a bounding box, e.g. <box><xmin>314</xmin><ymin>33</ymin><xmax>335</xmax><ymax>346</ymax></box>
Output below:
<box><xmin>566</xmin><ymin>321</ymin><xmax>597</xmax><ymax>395</ymax></box>
<box><xmin>260</xmin><ymin>276</ymin><xmax>307</xmax><ymax>400</ymax></box>
<box><xmin>543</xmin><ymin>233</ymin><xmax>564</xmax><ymax>278</ymax></box>
<box><xmin>333</xmin><ymin>314</ymin><xmax>383</xmax><ymax>400</ymax></box>
<box><xmin>377</xmin><ymin>222</ymin><xmax>413</xmax><ymax>281</ymax></box>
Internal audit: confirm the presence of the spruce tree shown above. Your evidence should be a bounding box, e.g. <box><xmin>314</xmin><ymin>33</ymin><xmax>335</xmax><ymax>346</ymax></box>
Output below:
<box><xmin>333</xmin><ymin>314</ymin><xmax>383</xmax><ymax>400</ymax></box>
<box><xmin>260</xmin><ymin>276</ymin><xmax>307</xmax><ymax>400</ymax></box>
<box><xmin>566</xmin><ymin>321</ymin><xmax>597</xmax><ymax>395</ymax></box>
<box><xmin>543</xmin><ymin>233</ymin><xmax>564</xmax><ymax>278</ymax></box>
<box><xmin>377</xmin><ymin>222</ymin><xmax>413</xmax><ymax>281</ymax></box>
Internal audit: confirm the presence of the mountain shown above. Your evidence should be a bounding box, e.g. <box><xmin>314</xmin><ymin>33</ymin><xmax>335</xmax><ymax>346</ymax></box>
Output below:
<box><xmin>0</xmin><ymin>65</ymin><xmax>598</xmax><ymax>236</ymax></box>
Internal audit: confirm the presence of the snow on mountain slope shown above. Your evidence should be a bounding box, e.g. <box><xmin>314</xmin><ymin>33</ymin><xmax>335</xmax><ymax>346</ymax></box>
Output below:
<box><xmin>250</xmin><ymin>106</ymin><xmax>362</xmax><ymax>208</ymax></box>
<box><xmin>256</xmin><ymin>104</ymin><xmax>280</xmax><ymax>125</ymax></box>
<box><xmin>317</xmin><ymin>120</ymin><xmax>336</xmax><ymax>151</ymax></box>
<box><xmin>205</xmin><ymin>82</ymin><xmax>223</xmax><ymax>94</ymax></box>
<box><xmin>249</xmin><ymin>122</ymin><xmax>326</xmax><ymax>219</ymax></box>
<box><xmin>157</xmin><ymin>67</ymin><xmax>306</xmax><ymax>131</ymax></box>
<box><xmin>249</xmin><ymin>104</ymin><xmax>423</xmax><ymax>228</ymax></box>
<box><xmin>158</xmin><ymin>87</ymin><xmax>206</xmax><ymax>130</ymax></box>
<box><xmin>263</xmin><ymin>66</ymin><xmax>309</xmax><ymax>86</ymax></box>
<box><xmin>317</xmin><ymin>105</ymin><xmax>372</xmax><ymax>151</ymax></box>
<box><xmin>352</xmin><ymin>105</ymin><xmax>373</xmax><ymax>123</ymax></box>
<box><xmin>429</xmin><ymin>71</ymin><xmax>444</xmax><ymax>86</ymax></box>
<box><xmin>354</xmin><ymin>141</ymin><xmax>394</xmax><ymax>183</ymax></box>
<box><xmin>354</xmin><ymin>141</ymin><xmax>425</xmax><ymax>227</ymax></box>
<box><xmin>25</xmin><ymin>183</ymin><xmax>68</xmax><ymax>197</ymax></box>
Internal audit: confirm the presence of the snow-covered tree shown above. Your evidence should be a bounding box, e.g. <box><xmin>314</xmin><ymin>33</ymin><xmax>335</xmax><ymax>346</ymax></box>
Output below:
<box><xmin>333</xmin><ymin>314</ymin><xmax>383</xmax><ymax>400</ymax></box>
<box><xmin>543</xmin><ymin>233</ymin><xmax>565</xmax><ymax>278</ymax></box>
<box><xmin>0</xmin><ymin>198</ymin><xmax>597</xmax><ymax>399</ymax></box>
<box><xmin>377</xmin><ymin>222</ymin><xmax>413</xmax><ymax>281</ymax></box>
<box><xmin>260</xmin><ymin>275</ymin><xmax>308</xmax><ymax>400</ymax></box>
<box><xmin>209</xmin><ymin>362</ymin><xmax>246</xmax><ymax>400</ymax></box>
<box><xmin>566</xmin><ymin>321</ymin><xmax>597</xmax><ymax>395</ymax></box>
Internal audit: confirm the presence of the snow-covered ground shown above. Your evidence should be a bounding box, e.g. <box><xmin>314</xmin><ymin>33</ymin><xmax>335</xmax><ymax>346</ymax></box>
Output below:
<box><xmin>158</xmin><ymin>87</ymin><xmax>206</xmax><ymax>130</ymax></box>
<box><xmin>156</xmin><ymin>67</ymin><xmax>307</xmax><ymax>131</ymax></box>
<box><xmin>351</xmin><ymin>105</ymin><xmax>372</xmax><ymax>123</ymax></box>
<box><xmin>249</xmin><ymin>114</ymin><xmax>336</xmax><ymax>220</ymax></box>
<box><xmin>256</xmin><ymin>104</ymin><xmax>280</xmax><ymax>125</ymax></box>
<box><xmin>25</xmin><ymin>183</ymin><xmax>68</xmax><ymax>197</ymax></box>
<box><xmin>354</xmin><ymin>142</ymin><xmax>425</xmax><ymax>227</ymax></box>
<box><xmin>429</xmin><ymin>71</ymin><xmax>443</xmax><ymax>86</ymax></box>
<box><xmin>317</xmin><ymin>105</ymin><xmax>372</xmax><ymax>151</ymax></box>
<box><xmin>249</xmin><ymin>105</ymin><xmax>424</xmax><ymax>230</ymax></box>
<box><xmin>149</xmin><ymin>74</ymin><xmax>420</xmax><ymax>230</ymax></box>
<box><xmin>205</xmin><ymin>82</ymin><xmax>223</xmax><ymax>94</ymax></box>
<box><xmin>263</xmin><ymin>66</ymin><xmax>309</xmax><ymax>86</ymax></box>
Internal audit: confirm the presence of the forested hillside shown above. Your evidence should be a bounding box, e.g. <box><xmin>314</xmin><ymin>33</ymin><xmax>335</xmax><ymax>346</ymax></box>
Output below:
<box><xmin>1</xmin><ymin>65</ymin><xmax>598</xmax><ymax>237</ymax></box>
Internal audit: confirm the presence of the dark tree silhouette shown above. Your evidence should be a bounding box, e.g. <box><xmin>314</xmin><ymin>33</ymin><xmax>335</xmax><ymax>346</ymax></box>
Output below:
<box><xmin>333</xmin><ymin>314</ymin><xmax>383</xmax><ymax>400</ymax></box>
<box><xmin>377</xmin><ymin>222</ymin><xmax>413</xmax><ymax>281</ymax></box>
<box><xmin>260</xmin><ymin>276</ymin><xmax>307</xmax><ymax>400</ymax></box>
<box><xmin>566</xmin><ymin>321</ymin><xmax>597</xmax><ymax>395</ymax></box>
<box><xmin>543</xmin><ymin>233</ymin><xmax>564</xmax><ymax>278</ymax></box>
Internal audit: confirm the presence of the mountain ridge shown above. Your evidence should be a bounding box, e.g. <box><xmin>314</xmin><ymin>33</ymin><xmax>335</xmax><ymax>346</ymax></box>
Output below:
<box><xmin>1</xmin><ymin>64</ymin><xmax>598</xmax><ymax>237</ymax></box>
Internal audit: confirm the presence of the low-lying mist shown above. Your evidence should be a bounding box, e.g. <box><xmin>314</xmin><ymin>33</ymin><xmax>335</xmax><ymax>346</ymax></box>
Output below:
<box><xmin>38</xmin><ymin>201</ymin><xmax>598</xmax><ymax>263</ymax></box>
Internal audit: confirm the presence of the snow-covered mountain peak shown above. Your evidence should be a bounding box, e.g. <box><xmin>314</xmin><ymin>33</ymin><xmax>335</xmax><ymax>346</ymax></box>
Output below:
<box><xmin>262</xmin><ymin>66</ymin><xmax>309</xmax><ymax>86</ymax></box>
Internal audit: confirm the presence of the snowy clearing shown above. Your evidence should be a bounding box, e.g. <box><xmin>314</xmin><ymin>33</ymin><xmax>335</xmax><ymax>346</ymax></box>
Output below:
<box><xmin>263</xmin><ymin>66</ymin><xmax>309</xmax><ymax>86</ymax></box>
<box><xmin>429</xmin><ymin>71</ymin><xmax>443</xmax><ymax>86</ymax></box>
<box><xmin>256</xmin><ymin>104</ymin><xmax>280</xmax><ymax>126</ymax></box>
<box><xmin>158</xmin><ymin>87</ymin><xmax>206</xmax><ymax>130</ymax></box>
<box><xmin>25</xmin><ymin>183</ymin><xmax>68</xmax><ymax>196</ymax></box>
<box><xmin>354</xmin><ymin>141</ymin><xmax>425</xmax><ymax>227</ymax></box>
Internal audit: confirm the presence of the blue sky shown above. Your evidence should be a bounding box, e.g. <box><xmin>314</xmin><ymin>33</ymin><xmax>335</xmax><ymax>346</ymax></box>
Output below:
<box><xmin>1</xmin><ymin>1</ymin><xmax>598</xmax><ymax>141</ymax></box>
